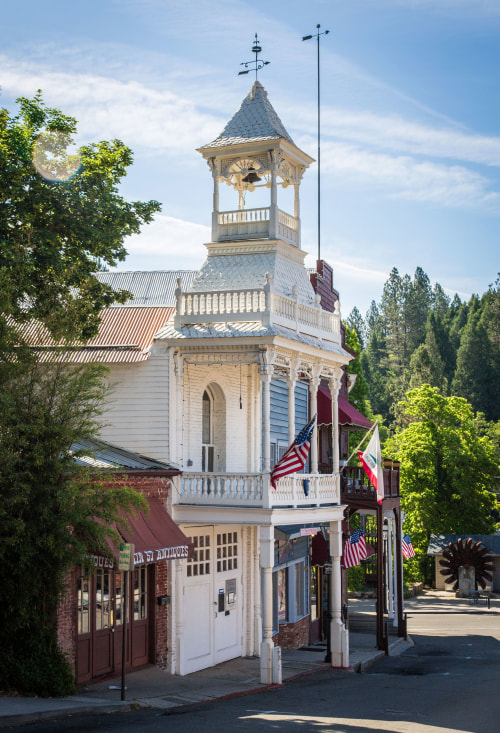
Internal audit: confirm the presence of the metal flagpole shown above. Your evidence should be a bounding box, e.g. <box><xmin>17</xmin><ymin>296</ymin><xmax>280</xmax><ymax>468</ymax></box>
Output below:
<box><xmin>302</xmin><ymin>24</ymin><xmax>330</xmax><ymax>262</ymax></box>
<box><xmin>345</xmin><ymin>419</ymin><xmax>379</xmax><ymax>465</ymax></box>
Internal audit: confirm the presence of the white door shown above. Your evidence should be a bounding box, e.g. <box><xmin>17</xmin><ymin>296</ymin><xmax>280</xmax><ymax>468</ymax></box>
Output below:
<box><xmin>213</xmin><ymin>528</ymin><xmax>241</xmax><ymax>664</ymax></box>
<box><xmin>181</xmin><ymin>526</ymin><xmax>242</xmax><ymax>674</ymax></box>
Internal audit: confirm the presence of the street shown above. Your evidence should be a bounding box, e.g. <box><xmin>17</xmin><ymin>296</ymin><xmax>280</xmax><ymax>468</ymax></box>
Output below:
<box><xmin>8</xmin><ymin>593</ymin><xmax>500</xmax><ymax>733</ymax></box>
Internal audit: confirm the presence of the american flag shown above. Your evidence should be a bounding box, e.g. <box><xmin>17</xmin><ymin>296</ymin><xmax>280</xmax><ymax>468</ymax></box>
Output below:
<box><xmin>402</xmin><ymin>534</ymin><xmax>416</xmax><ymax>559</ymax></box>
<box><xmin>343</xmin><ymin>529</ymin><xmax>368</xmax><ymax>569</ymax></box>
<box><xmin>270</xmin><ymin>416</ymin><xmax>316</xmax><ymax>489</ymax></box>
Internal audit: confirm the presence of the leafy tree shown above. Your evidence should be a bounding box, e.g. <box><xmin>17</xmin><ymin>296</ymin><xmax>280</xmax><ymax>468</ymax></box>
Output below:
<box><xmin>0</xmin><ymin>353</ymin><xmax>146</xmax><ymax>695</ymax></box>
<box><xmin>0</xmin><ymin>94</ymin><xmax>158</xmax><ymax>695</ymax></box>
<box><xmin>0</xmin><ymin>93</ymin><xmax>160</xmax><ymax>341</ymax></box>
<box><xmin>392</xmin><ymin>385</ymin><xmax>497</xmax><ymax>581</ymax></box>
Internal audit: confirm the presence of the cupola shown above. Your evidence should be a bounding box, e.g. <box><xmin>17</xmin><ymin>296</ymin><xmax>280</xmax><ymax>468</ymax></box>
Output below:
<box><xmin>198</xmin><ymin>81</ymin><xmax>314</xmax><ymax>248</ymax></box>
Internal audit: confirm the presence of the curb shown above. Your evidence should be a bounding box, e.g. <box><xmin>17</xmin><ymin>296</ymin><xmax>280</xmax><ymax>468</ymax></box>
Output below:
<box><xmin>0</xmin><ymin>702</ymin><xmax>131</xmax><ymax>728</ymax></box>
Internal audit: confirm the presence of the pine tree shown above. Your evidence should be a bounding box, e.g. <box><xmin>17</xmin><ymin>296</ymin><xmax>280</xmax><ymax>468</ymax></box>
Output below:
<box><xmin>452</xmin><ymin>311</ymin><xmax>495</xmax><ymax>419</ymax></box>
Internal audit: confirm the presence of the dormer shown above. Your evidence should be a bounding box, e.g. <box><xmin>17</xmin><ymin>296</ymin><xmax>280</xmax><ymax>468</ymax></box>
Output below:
<box><xmin>198</xmin><ymin>81</ymin><xmax>314</xmax><ymax>248</ymax></box>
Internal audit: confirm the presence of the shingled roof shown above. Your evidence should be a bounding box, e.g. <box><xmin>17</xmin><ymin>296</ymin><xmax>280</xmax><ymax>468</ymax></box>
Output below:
<box><xmin>200</xmin><ymin>81</ymin><xmax>294</xmax><ymax>149</ymax></box>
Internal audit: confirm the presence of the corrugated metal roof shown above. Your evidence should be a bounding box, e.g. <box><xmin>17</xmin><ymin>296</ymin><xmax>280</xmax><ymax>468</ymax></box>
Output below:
<box><xmin>85</xmin><ymin>307</ymin><xmax>174</xmax><ymax>350</ymax></box>
<box><xmin>95</xmin><ymin>271</ymin><xmax>197</xmax><ymax>306</ymax></box>
<box><xmin>199</xmin><ymin>82</ymin><xmax>294</xmax><ymax>149</ymax></box>
<box><xmin>428</xmin><ymin>533</ymin><xmax>500</xmax><ymax>556</ymax></box>
<box><xmin>20</xmin><ymin>307</ymin><xmax>174</xmax><ymax>363</ymax></box>
<box><xmin>71</xmin><ymin>438</ymin><xmax>179</xmax><ymax>471</ymax></box>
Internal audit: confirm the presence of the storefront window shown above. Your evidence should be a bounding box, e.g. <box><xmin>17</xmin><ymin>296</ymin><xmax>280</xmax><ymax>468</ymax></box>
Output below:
<box><xmin>295</xmin><ymin>561</ymin><xmax>306</xmax><ymax>617</ymax></box>
<box><xmin>310</xmin><ymin>566</ymin><xmax>319</xmax><ymax>622</ymax></box>
<box><xmin>115</xmin><ymin>572</ymin><xmax>123</xmax><ymax>626</ymax></box>
<box><xmin>95</xmin><ymin>568</ymin><xmax>111</xmax><ymax>630</ymax></box>
<box><xmin>134</xmin><ymin>567</ymin><xmax>147</xmax><ymax>621</ymax></box>
<box><xmin>278</xmin><ymin>567</ymin><xmax>287</xmax><ymax>621</ymax></box>
<box><xmin>77</xmin><ymin>569</ymin><xmax>89</xmax><ymax>635</ymax></box>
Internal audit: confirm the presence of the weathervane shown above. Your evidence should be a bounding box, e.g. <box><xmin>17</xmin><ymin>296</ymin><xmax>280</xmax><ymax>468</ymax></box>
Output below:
<box><xmin>238</xmin><ymin>34</ymin><xmax>270</xmax><ymax>80</ymax></box>
<box><xmin>302</xmin><ymin>24</ymin><xmax>330</xmax><ymax>262</ymax></box>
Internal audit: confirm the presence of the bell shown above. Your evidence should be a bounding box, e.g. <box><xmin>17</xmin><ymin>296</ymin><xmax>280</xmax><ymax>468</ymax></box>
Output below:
<box><xmin>241</xmin><ymin>166</ymin><xmax>261</xmax><ymax>184</ymax></box>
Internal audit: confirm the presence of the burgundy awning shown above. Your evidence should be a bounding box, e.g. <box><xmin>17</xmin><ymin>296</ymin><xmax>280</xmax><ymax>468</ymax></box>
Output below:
<box><xmin>317</xmin><ymin>386</ymin><xmax>372</xmax><ymax>430</ymax></box>
<box><xmin>338</xmin><ymin>395</ymin><xmax>372</xmax><ymax>429</ymax></box>
<box><xmin>109</xmin><ymin>497</ymin><xmax>194</xmax><ymax>566</ymax></box>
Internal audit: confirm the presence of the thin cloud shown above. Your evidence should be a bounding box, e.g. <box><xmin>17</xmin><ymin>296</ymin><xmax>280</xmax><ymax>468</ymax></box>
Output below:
<box><xmin>313</xmin><ymin>140</ymin><xmax>500</xmax><ymax>210</ymax></box>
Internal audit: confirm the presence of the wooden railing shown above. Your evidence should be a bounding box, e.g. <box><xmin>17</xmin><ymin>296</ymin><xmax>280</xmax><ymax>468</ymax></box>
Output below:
<box><xmin>339</xmin><ymin>460</ymin><xmax>400</xmax><ymax>501</ymax></box>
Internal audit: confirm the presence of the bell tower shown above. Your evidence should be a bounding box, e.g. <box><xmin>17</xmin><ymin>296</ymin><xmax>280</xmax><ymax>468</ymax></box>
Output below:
<box><xmin>198</xmin><ymin>81</ymin><xmax>314</xmax><ymax>248</ymax></box>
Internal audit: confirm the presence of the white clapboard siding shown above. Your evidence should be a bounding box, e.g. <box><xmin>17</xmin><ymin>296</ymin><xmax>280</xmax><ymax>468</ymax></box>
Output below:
<box><xmin>98</xmin><ymin>352</ymin><xmax>170</xmax><ymax>462</ymax></box>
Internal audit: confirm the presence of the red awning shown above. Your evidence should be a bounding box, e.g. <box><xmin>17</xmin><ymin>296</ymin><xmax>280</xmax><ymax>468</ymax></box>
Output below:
<box><xmin>338</xmin><ymin>395</ymin><xmax>372</xmax><ymax>429</ymax></box>
<box><xmin>112</xmin><ymin>497</ymin><xmax>194</xmax><ymax>566</ymax></box>
<box><xmin>317</xmin><ymin>386</ymin><xmax>372</xmax><ymax>430</ymax></box>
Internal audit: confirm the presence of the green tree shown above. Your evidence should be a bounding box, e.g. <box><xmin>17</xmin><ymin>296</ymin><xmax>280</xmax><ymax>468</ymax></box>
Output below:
<box><xmin>393</xmin><ymin>385</ymin><xmax>497</xmax><ymax>580</ymax></box>
<box><xmin>346</xmin><ymin>306</ymin><xmax>366</xmax><ymax>348</ymax></box>
<box><xmin>404</xmin><ymin>266</ymin><xmax>432</xmax><ymax>355</ymax></box>
<box><xmin>0</xmin><ymin>93</ymin><xmax>158</xmax><ymax>695</ymax></box>
<box><xmin>452</xmin><ymin>312</ymin><xmax>495</xmax><ymax>419</ymax></box>
<box><xmin>0</xmin><ymin>354</ymin><xmax>146</xmax><ymax>696</ymax></box>
<box><xmin>0</xmin><ymin>93</ymin><xmax>160</xmax><ymax>341</ymax></box>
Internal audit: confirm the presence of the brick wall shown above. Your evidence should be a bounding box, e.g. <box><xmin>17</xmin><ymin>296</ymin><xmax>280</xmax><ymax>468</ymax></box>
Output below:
<box><xmin>57</xmin><ymin>474</ymin><xmax>174</xmax><ymax>680</ymax></box>
<box><xmin>273</xmin><ymin>614</ymin><xmax>310</xmax><ymax>649</ymax></box>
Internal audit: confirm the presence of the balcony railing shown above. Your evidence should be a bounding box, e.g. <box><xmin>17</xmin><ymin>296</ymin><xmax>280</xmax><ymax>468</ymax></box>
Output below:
<box><xmin>339</xmin><ymin>460</ymin><xmax>400</xmax><ymax>502</ymax></box>
<box><xmin>176</xmin><ymin>471</ymin><xmax>340</xmax><ymax>509</ymax></box>
<box><xmin>216</xmin><ymin>207</ymin><xmax>299</xmax><ymax>246</ymax></box>
<box><xmin>174</xmin><ymin>286</ymin><xmax>341</xmax><ymax>344</ymax></box>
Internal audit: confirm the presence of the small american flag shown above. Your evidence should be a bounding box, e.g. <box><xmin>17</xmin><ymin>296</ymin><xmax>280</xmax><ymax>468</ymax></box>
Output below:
<box><xmin>343</xmin><ymin>529</ymin><xmax>368</xmax><ymax>569</ymax></box>
<box><xmin>270</xmin><ymin>416</ymin><xmax>316</xmax><ymax>489</ymax></box>
<box><xmin>402</xmin><ymin>534</ymin><xmax>416</xmax><ymax>559</ymax></box>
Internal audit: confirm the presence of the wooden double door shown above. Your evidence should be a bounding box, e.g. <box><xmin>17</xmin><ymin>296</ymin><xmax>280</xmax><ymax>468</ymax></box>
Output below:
<box><xmin>76</xmin><ymin>564</ymin><xmax>153</xmax><ymax>684</ymax></box>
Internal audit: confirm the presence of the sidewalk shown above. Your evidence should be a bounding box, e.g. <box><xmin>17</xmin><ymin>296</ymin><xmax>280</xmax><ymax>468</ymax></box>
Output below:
<box><xmin>0</xmin><ymin>608</ymin><xmax>411</xmax><ymax>728</ymax></box>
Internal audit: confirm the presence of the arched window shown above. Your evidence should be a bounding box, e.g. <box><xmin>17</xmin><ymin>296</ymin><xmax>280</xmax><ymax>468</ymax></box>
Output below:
<box><xmin>202</xmin><ymin>390</ymin><xmax>215</xmax><ymax>472</ymax></box>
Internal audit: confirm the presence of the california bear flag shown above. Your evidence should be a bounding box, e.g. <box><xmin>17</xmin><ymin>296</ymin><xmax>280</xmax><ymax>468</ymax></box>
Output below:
<box><xmin>358</xmin><ymin>425</ymin><xmax>384</xmax><ymax>504</ymax></box>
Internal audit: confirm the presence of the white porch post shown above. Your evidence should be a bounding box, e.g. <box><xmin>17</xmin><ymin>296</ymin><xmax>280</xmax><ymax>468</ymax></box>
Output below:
<box><xmin>310</xmin><ymin>369</ymin><xmax>320</xmax><ymax>474</ymax></box>
<box><xmin>287</xmin><ymin>359</ymin><xmax>298</xmax><ymax>446</ymax></box>
<box><xmin>261</xmin><ymin>365</ymin><xmax>273</xmax><ymax>474</ymax></box>
<box><xmin>329</xmin><ymin>520</ymin><xmax>349</xmax><ymax>668</ymax></box>
<box><xmin>174</xmin><ymin>558</ymin><xmax>184</xmax><ymax>675</ymax></box>
<box><xmin>329</xmin><ymin>371</ymin><xmax>341</xmax><ymax>476</ymax></box>
<box><xmin>260</xmin><ymin>525</ymin><xmax>281</xmax><ymax>684</ymax></box>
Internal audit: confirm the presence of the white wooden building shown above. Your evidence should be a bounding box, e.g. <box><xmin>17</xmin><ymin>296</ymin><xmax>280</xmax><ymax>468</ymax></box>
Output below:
<box><xmin>90</xmin><ymin>81</ymin><xmax>353</xmax><ymax>683</ymax></box>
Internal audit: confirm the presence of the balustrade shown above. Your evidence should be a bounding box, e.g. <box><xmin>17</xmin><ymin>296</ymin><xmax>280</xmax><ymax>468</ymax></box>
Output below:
<box><xmin>176</xmin><ymin>471</ymin><xmax>339</xmax><ymax>508</ymax></box>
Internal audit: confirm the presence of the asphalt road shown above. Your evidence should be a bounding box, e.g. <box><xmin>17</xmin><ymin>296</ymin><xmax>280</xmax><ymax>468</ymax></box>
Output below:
<box><xmin>9</xmin><ymin>594</ymin><xmax>500</xmax><ymax>733</ymax></box>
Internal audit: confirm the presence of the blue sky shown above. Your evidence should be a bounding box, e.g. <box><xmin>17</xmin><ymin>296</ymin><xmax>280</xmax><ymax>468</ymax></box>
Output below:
<box><xmin>2</xmin><ymin>0</ymin><xmax>499</xmax><ymax>318</ymax></box>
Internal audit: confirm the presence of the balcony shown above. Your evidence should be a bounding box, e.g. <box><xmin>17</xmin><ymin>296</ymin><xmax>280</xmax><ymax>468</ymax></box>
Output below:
<box><xmin>340</xmin><ymin>460</ymin><xmax>400</xmax><ymax>503</ymax></box>
<box><xmin>175</xmin><ymin>471</ymin><xmax>340</xmax><ymax>509</ymax></box>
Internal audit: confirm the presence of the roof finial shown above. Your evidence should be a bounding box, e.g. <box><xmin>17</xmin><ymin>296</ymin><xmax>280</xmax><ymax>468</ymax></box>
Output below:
<box><xmin>238</xmin><ymin>33</ymin><xmax>270</xmax><ymax>81</ymax></box>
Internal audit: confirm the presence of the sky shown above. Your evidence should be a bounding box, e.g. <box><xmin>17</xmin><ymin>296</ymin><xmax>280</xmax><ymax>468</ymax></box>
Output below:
<box><xmin>2</xmin><ymin>0</ymin><xmax>500</xmax><ymax>318</ymax></box>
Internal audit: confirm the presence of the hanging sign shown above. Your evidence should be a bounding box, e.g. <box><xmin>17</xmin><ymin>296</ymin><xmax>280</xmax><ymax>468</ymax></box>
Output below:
<box><xmin>119</xmin><ymin>542</ymin><xmax>135</xmax><ymax>571</ymax></box>
<box><xmin>301</xmin><ymin>527</ymin><xmax>319</xmax><ymax>536</ymax></box>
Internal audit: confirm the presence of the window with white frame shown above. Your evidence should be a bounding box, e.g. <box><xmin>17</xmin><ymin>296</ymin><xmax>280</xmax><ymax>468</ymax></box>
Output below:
<box><xmin>202</xmin><ymin>390</ymin><xmax>214</xmax><ymax>472</ymax></box>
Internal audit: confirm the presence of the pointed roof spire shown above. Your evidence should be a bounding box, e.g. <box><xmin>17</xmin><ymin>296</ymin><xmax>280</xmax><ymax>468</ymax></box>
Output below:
<box><xmin>200</xmin><ymin>81</ymin><xmax>294</xmax><ymax>150</ymax></box>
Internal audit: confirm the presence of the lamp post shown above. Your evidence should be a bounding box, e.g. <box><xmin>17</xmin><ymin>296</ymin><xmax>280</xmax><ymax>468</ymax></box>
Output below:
<box><xmin>302</xmin><ymin>24</ymin><xmax>330</xmax><ymax>262</ymax></box>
